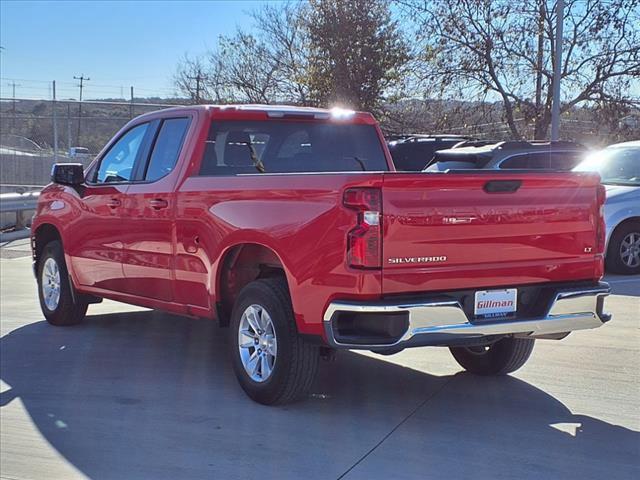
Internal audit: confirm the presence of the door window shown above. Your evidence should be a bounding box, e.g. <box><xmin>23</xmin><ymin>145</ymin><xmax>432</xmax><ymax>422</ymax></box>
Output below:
<box><xmin>547</xmin><ymin>151</ymin><xmax>584</xmax><ymax>170</ymax></box>
<box><xmin>145</xmin><ymin>118</ymin><xmax>191</xmax><ymax>181</ymax></box>
<box><xmin>95</xmin><ymin>123</ymin><xmax>149</xmax><ymax>183</ymax></box>
<box><xmin>526</xmin><ymin>153</ymin><xmax>553</xmax><ymax>169</ymax></box>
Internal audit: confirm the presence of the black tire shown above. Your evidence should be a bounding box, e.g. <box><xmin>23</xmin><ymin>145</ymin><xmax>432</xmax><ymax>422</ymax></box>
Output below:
<box><xmin>449</xmin><ymin>337</ymin><xmax>535</xmax><ymax>375</ymax></box>
<box><xmin>230</xmin><ymin>278</ymin><xmax>319</xmax><ymax>405</ymax></box>
<box><xmin>606</xmin><ymin>221</ymin><xmax>640</xmax><ymax>275</ymax></box>
<box><xmin>37</xmin><ymin>240</ymin><xmax>88</xmax><ymax>326</ymax></box>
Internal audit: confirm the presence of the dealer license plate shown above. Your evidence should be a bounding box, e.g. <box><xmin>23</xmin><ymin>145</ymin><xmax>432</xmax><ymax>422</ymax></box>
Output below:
<box><xmin>474</xmin><ymin>288</ymin><xmax>517</xmax><ymax>318</ymax></box>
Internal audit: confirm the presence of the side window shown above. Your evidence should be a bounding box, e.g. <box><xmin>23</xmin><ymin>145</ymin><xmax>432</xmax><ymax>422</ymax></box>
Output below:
<box><xmin>145</xmin><ymin>118</ymin><xmax>190</xmax><ymax>181</ymax></box>
<box><xmin>95</xmin><ymin>123</ymin><xmax>149</xmax><ymax>183</ymax></box>
<box><xmin>526</xmin><ymin>152</ymin><xmax>552</xmax><ymax>169</ymax></box>
<box><xmin>548</xmin><ymin>151</ymin><xmax>583</xmax><ymax>170</ymax></box>
<box><xmin>500</xmin><ymin>154</ymin><xmax>529</xmax><ymax>169</ymax></box>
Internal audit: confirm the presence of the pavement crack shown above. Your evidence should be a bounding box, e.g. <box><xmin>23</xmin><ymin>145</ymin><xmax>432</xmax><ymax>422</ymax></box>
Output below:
<box><xmin>336</xmin><ymin>375</ymin><xmax>456</xmax><ymax>480</ymax></box>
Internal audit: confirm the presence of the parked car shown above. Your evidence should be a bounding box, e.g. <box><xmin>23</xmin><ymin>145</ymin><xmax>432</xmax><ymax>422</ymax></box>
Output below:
<box><xmin>32</xmin><ymin>105</ymin><xmax>610</xmax><ymax>405</ymax></box>
<box><xmin>574</xmin><ymin>140</ymin><xmax>640</xmax><ymax>274</ymax></box>
<box><xmin>424</xmin><ymin>140</ymin><xmax>587</xmax><ymax>171</ymax></box>
<box><xmin>387</xmin><ymin>134</ymin><xmax>472</xmax><ymax>171</ymax></box>
<box><xmin>68</xmin><ymin>146</ymin><xmax>90</xmax><ymax>157</ymax></box>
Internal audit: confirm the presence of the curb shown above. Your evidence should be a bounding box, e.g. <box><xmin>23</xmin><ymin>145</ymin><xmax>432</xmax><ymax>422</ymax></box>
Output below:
<box><xmin>0</xmin><ymin>228</ymin><xmax>31</xmax><ymax>244</ymax></box>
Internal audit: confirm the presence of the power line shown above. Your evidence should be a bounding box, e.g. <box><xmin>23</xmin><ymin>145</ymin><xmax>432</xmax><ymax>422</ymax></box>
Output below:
<box><xmin>7</xmin><ymin>81</ymin><xmax>21</xmax><ymax>129</ymax></box>
<box><xmin>186</xmin><ymin>73</ymin><xmax>208</xmax><ymax>104</ymax></box>
<box><xmin>73</xmin><ymin>74</ymin><xmax>90</xmax><ymax>102</ymax></box>
<box><xmin>0</xmin><ymin>77</ymin><xmax>180</xmax><ymax>99</ymax></box>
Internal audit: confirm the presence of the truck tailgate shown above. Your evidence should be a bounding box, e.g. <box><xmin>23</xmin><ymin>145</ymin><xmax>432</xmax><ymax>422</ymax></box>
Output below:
<box><xmin>382</xmin><ymin>172</ymin><xmax>602</xmax><ymax>295</ymax></box>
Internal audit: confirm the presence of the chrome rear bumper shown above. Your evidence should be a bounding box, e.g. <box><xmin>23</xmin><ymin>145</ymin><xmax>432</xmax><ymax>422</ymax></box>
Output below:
<box><xmin>323</xmin><ymin>282</ymin><xmax>611</xmax><ymax>349</ymax></box>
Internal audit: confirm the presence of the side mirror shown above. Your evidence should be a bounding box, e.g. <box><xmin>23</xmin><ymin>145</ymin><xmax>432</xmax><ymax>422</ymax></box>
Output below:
<box><xmin>51</xmin><ymin>163</ymin><xmax>85</xmax><ymax>186</ymax></box>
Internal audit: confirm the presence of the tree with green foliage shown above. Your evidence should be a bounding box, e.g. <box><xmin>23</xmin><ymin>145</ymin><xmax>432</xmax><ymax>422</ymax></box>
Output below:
<box><xmin>174</xmin><ymin>0</ymin><xmax>410</xmax><ymax>112</ymax></box>
<box><xmin>304</xmin><ymin>0</ymin><xmax>410</xmax><ymax>112</ymax></box>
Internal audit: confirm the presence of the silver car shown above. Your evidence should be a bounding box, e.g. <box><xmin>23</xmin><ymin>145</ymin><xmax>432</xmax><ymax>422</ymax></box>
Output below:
<box><xmin>574</xmin><ymin>141</ymin><xmax>640</xmax><ymax>275</ymax></box>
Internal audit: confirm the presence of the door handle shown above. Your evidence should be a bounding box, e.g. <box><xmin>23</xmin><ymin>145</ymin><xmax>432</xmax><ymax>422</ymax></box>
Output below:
<box><xmin>149</xmin><ymin>198</ymin><xmax>169</xmax><ymax>210</ymax></box>
<box><xmin>484</xmin><ymin>180</ymin><xmax>522</xmax><ymax>193</ymax></box>
<box><xmin>107</xmin><ymin>198</ymin><xmax>121</xmax><ymax>208</ymax></box>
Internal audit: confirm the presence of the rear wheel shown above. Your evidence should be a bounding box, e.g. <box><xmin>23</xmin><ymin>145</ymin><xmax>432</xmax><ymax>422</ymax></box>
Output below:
<box><xmin>37</xmin><ymin>240</ymin><xmax>88</xmax><ymax>326</ymax></box>
<box><xmin>449</xmin><ymin>337</ymin><xmax>535</xmax><ymax>375</ymax></box>
<box><xmin>606</xmin><ymin>221</ymin><xmax>640</xmax><ymax>275</ymax></box>
<box><xmin>230</xmin><ymin>278</ymin><xmax>319</xmax><ymax>405</ymax></box>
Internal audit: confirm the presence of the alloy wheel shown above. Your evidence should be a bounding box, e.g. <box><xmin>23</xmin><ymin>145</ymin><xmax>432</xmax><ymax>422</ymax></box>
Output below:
<box><xmin>238</xmin><ymin>304</ymin><xmax>278</xmax><ymax>382</ymax></box>
<box><xmin>42</xmin><ymin>257</ymin><xmax>61</xmax><ymax>311</ymax></box>
<box><xmin>620</xmin><ymin>232</ymin><xmax>640</xmax><ymax>268</ymax></box>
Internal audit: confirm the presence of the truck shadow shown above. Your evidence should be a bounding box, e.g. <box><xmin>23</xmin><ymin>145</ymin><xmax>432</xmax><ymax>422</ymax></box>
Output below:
<box><xmin>608</xmin><ymin>279</ymin><xmax>640</xmax><ymax>297</ymax></box>
<box><xmin>1</xmin><ymin>310</ymin><xmax>638</xmax><ymax>480</ymax></box>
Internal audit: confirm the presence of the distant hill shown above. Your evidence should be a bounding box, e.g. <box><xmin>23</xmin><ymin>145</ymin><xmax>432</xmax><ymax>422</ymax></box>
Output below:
<box><xmin>1</xmin><ymin>96</ymin><xmax>636</xmax><ymax>152</ymax></box>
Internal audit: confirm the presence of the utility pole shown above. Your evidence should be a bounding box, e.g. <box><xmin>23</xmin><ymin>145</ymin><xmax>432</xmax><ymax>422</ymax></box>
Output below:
<box><xmin>67</xmin><ymin>103</ymin><xmax>72</xmax><ymax>153</ymax></box>
<box><xmin>551</xmin><ymin>0</ymin><xmax>564</xmax><ymax>141</ymax></box>
<box><xmin>53</xmin><ymin>81</ymin><xmax>58</xmax><ymax>161</ymax></box>
<box><xmin>130</xmin><ymin>86</ymin><xmax>134</xmax><ymax>119</ymax></box>
<box><xmin>73</xmin><ymin>74</ymin><xmax>90</xmax><ymax>145</ymax></box>
<box><xmin>534</xmin><ymin>0</ymin><xmax>545</xmax><ymax>139</ymax></box>
<box><xmin>8</xmin><ymin>81</ymin><xmax>21</xmax><ymax>130</ymax></box>
<box><xmin>186</xmin><ymin>72</ymin><xmax>207</xmax><ymax>104</ymax></box>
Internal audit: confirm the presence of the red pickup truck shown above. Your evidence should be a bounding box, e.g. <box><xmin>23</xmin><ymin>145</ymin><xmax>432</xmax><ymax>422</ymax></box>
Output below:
<box><xmin>31</xmin><ymin>105</ymin><xmax>611</xmax><ymax>405</ymax></box>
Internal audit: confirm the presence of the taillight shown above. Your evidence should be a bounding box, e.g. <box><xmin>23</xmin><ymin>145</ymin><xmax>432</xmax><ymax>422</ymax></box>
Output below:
<box><xmin>343</xmin><ymin>188</ymin><xmax>382</xmax><ymax>269</ymax></box>
<box><xmin>596</xmin><ymin>184</ymin><xmax>606</xmax><ymax>254</ymax></box>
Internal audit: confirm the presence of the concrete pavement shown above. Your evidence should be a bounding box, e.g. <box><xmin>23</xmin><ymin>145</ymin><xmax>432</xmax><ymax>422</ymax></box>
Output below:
<box><xmin>1</xmin><ymin>246</ymin><xmax>638</xmax><ymax>479</ymax></box>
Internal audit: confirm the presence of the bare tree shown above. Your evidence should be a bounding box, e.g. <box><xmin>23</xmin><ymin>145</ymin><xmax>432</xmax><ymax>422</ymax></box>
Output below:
<box><xmin>173</xmin><ymin>2</ymin><xmax>310</xmax><ymax>105</ymax></box>
<box><xmin>208</xmin><ymin>31</ymin><xmax>281</xmax><ymax>103</ymax></box>
<box><xmin>250</xmin><ymin>2</ymin><xmax>311</xmax><ymax>104</ymax></box>
<box><xmin>402</xmin><ymin>0</ymin><xmax>640</xmax><ymax>139</ymax></box>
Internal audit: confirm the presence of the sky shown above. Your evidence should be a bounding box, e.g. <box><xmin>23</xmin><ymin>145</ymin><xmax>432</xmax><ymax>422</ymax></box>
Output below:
<box><xmin>1</xmin><ymin>1</ymin><xmax>638</xmax><ymax>103</ymax></box>
<box><xmin>0</xmin><ymin>0</ymin><xmax>267</xmax><ymax>100</ymax></box>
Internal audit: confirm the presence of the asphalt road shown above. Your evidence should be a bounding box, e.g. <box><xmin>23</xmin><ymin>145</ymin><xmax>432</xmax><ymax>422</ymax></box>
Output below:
<box><xmin>1</xmin><ymin>239</ymin><xmax>639</xmax><ymax>480</ymax></box>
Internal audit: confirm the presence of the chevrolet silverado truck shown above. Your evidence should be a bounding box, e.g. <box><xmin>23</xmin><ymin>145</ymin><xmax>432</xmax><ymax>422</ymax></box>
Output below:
<box><xmin>31</xmin><ymin>105</ymin><xmax>611</xmax><ymax>405</ymax></box>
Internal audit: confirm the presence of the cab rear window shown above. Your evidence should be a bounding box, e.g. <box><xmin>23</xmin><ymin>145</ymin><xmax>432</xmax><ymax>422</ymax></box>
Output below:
<box><xmin>199</xmin><ymin>121</ymin><xmax>388</xmax><ymax>175</ymax></box>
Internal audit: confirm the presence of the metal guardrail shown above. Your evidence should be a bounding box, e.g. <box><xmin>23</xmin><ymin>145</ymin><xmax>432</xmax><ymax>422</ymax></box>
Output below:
<box><xmin>0</xmin><ymin>191</ymin><xmax>40</xmax><ymax>230</ymax></box>
<box><xmin>0</xmin><ymin>184</ymin><xmax>45</xmax><ymax>190</ymax></box>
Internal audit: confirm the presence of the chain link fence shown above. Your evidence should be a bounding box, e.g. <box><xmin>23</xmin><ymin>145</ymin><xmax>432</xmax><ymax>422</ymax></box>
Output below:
<box><xmin>0</xmin><ymin>97</ymin><xmax>187</xmax><ymax>186</ymax></box>
<box><xmin>1</xmin><ymin>92</ymin><xmax>638</xmax><ymax>188</ymax></box>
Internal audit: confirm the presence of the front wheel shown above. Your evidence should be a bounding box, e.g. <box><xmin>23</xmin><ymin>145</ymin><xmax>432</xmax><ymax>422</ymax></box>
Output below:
<box><xmin>37</xmin><ymin>240</ymin><xmax>87</xmax><ymax>326</ymax></box>
<box><xmin>230</xmin><ymin>278</ymin><xmax>319</xmax><ymax>405</ymax></box>
<box><xmin>606</xmin><ymin>222</ymin><xmax>640</xmax><ymax>275</ymax></box>
<box><xmin>449</xmin><ymin>337</ymin><xmax>535</xmax><ymax>375</ymax></box>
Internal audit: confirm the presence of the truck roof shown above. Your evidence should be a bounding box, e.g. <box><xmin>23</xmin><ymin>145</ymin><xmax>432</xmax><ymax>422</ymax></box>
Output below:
<box><xmin>140</xmin><ymin>104</ymin><xmax>378</xmax><ymax>125</ymax></box>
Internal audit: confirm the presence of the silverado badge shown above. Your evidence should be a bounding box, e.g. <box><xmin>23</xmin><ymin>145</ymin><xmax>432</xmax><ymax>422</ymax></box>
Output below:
<box><xmin>388</xmin><ymin>256</ymin><xmax>448</xmax><ymax>264</ymax></box>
